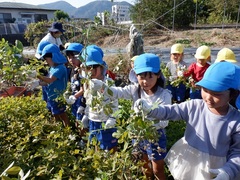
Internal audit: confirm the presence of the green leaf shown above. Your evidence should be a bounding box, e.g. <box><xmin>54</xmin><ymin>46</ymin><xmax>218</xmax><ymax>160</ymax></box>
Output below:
<box><xmin>15</xmin><ymin>40</ymin><xmax>23</xmax><ymax>53</ymax></box>
<box><xmin>1</xmin><ymin>176</ymin><xmax>11</xmax><ymax>180</ymax></box>
<box><xmin>107</xmin><ymin>88</ymin><xmax>113</xmax><ymax>96</ymax></box>
<box><xmin>6</xmin><ymin>166</ymin><xmax>21</xmax><ymax>175</ymax></box>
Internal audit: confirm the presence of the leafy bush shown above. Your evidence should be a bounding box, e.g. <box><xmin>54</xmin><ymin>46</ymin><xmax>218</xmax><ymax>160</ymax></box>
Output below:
<box><xmin>0</xmin><ymin>39</ymin><xmax>27</xmax><ymax>87</ymax></box>
<box><xmin>0</xmin><ymin>96</ymin><xmax>141</xmax><ymax>179</ymax></box>
<box><xmin>0</xmin><ymin>94</ymin><xmax>186</xmax><ymax>179</ymax></box>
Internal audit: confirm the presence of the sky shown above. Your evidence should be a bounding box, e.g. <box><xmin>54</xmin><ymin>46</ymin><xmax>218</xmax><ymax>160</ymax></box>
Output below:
<box><xmin>1</xmin><ymin>0</ymin><xmax>134</xmax><ymax>8</ymax></box>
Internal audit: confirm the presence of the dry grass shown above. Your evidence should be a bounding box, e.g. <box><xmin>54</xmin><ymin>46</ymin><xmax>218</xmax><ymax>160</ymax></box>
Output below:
<box><xmin>98</xmin><ymin>28</ymin><xmax>240</xmax><ymax>49</ymax></box>
<box><xmin>98</xmin><ymin>28</ymin><xmax>240</xmax><ymax>77</ymax></box>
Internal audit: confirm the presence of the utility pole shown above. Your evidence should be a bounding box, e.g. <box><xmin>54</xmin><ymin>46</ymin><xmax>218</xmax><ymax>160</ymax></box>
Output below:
<box><xmin>194</xmin><ymin>0</ymin><xmax>198</xmax><ymax>30</ymax></box>
<box><xmin>172</xmin><ymin>0</ymin><xmax>176</xmax><ymax>32</ymax></box>
<box><xmin>222</xmin><ymin>0</ymin><xmax>226</xmax><ymax>31</ymax></box>
<box><xmin>236</xmin><ymin>3</ymin><xmax>240</xmax><ymax>28</ymax></box>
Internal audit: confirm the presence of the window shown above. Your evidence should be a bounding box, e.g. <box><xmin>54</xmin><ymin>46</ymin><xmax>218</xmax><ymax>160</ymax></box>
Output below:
<box><xmin>34</xmin><ymin>14</ymin><xmax>48</xmax><ymax>22</ymax></box>
<box><xmin>21</xmin><ymin>14</ymin><xmax>33</xmax><ymax>24</ymax></box>
<box><xmin>0</xmin><ymin>13</ymin><xmax>12</xmax><ymax>23</ymax></box>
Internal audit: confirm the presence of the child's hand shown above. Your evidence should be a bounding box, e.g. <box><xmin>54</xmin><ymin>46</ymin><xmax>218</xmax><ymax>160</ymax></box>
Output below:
<box><xmin>81</xmin><ymin>115</ymin><xmax>89</xmax><ymax>128</ymax></box>
<box><xmin>26</xmin><ymin>80</ymin><xmax>40</xmax><ymax>90</ymax></box>
<box><xmin>89</xmin><ymin>79</ymin><xmax>104</xmax><ymax>91</ymax></box>
<box><xmin>28</xmin><ymin>70</ymin><xmax>38</xmax><ymax>78</ymax></box>
<box><xmin>65</xmin><ymin>95</ymin><xmax>76</xmax><ymax>105</ymax></box>
<box><xmin>209</xmin><ymin>168</ymin><xmax>229</xmax><ymax>180</ymax></box>
<box><xmin>134</xmin><ymin>99</ymin><xmax>152</xmax><ymax>115</ymax></box>
<box><xmin>63</xmin><ymin>91</ymin><xmax>70</xmax><ymax>99</ymax></box>
<box><xmin>105</xmin><ymin>117</ymin><xmax>116</xmax><ymax>129</ymax></box>
<box><xmin>177</xmin><ymin>70</ymin><xmax>184</xmax><ymax>77</ymax></box>
<box><xmin>77</xmin><ymin>106</ymin><xmax>85</xmax><ymax>114</ymax></box>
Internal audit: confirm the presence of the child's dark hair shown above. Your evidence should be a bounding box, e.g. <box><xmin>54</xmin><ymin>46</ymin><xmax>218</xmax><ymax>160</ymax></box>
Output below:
<box><xmin>137</xmin><ymin>71</ymin><xmax>165</xmax><ymax>88</ymax></box>
<box><xmin>229</xmin><ymin>88</ymin><xmax>240</xmax><ymax>109</ymax></box>
<box><xmin>156</xmin><ymin>71</ymin><xmax>165</xmax><ymax>88</ymax></box>
<box><xmin>43</xmin><ymin>53</ymin><xmax>52</xmax><ymax>59</ymax></box>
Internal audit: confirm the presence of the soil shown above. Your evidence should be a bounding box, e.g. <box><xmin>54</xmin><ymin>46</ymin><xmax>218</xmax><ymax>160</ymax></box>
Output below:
<box><xmin>97</xmin><ymin>28</ymin><xmax>240</xmax><ymax>49</ymax></box>
<box><xmin>95</xmin><ymin>28</ymin><xmax>240</xmax><ymax>70</ymax></box>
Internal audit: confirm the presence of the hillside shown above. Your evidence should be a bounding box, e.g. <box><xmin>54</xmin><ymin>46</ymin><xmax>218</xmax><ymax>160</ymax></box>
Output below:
<box><xmin>39</xmin><ymin>0</ymin><xmax>132</xmax><ymax>19</ymax></box>
<box><xmin>40</xmin><ymin>1</ymin><xmax>77</xmax><ymax>17</ymax></box>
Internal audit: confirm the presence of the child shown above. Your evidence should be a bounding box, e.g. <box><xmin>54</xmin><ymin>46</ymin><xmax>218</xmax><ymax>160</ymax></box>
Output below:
<box><xmin>27</xmin><ymin>41</ymin><xmax>51</xmax><ymax>111</ymax></box>
<box><xmin>215</xmin><ymin>48</ymin><xmax>237</xmax><ymax>63</ymax></box>
<box><xmin>82</xmin><ymin>46</ymin><xmax>119</xmax><ymax>152</ymax></box>
<box><xmin>40</xmin><ymin>22</ymin><xmax>65</xmax><ymax>51</ymax></box>
<box><xmin>35</xmin><ymin>41</ymin><xmax>51</xmax><ymax>60</ymax></box>
<box><xmin>90</xmin><ymin>53</ymin><xmax>172</xmax><ymax>180</ymax></box>
<box><xmin>128</xmin><ymin>55</ymin><xmax>138</xmax><ymax>84</ymax></box>
<box><xmin>183</xmin><ymin>45</ymin><xmax>211</xmax><ymax>99</ymax></box>
<box><xmin>64</xmin><ymin>43</ymin><xmax>86</xmax><ymax>125</ymax></box>
<box><xmin>214</xmin><ymin>48</ymin><xmax>238</xmax><ymax>109</ymax></box>
<box><xmin>134</xmin><ymin>61</ymin><xmax>240</xmax><ymax>180</ymax></box>
<box><xmin>37</xmin><ymin>44</ymin><xmax>70</xmax><ymax>127</ymax></box>
<box><xmin>166</xmin><ymin>43</ymin><xmax>188</xmax><ymax>103</ymax></box>
<box><xmin>87</xmin><ymin>44</ymin><xmax>116</xmax><ymax>80</ymax></box>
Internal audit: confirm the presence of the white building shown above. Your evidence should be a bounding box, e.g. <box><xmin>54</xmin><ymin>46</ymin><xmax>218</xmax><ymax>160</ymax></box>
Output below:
<box><xmin>97</xmin><ymin>4</ymin><xmax>131</xmax><ymax>26</ymax></box>
<box><xmin>111</xmin><ymin>4</ymin><xmax>130</xmax><ymax>23</ymax></box>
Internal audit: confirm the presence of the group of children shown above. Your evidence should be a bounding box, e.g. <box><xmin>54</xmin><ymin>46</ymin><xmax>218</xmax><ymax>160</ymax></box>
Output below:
<box><xmin>27</xmin><ymin>22</ymin><xmax>240</xmax><ymax>180</ymax></box>
<box><xmin>165</xmin><ymin>43</ymin><xmax>238</xmax><ymax>105</ymax></box>
<box><xmin>83</xmin><ymin>44</ymin><xmax>240</xmax><ymax>179</ymax></box>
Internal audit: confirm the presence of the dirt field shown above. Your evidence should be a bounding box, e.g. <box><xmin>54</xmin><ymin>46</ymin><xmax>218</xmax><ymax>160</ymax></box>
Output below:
<box><xmin>96</xmin><ymin>28</ymin><xmax>240</xmax><ymax>70</ymax></box>
<box><xmin>98</xmin><ymin>28</ymin><xmax>240</xmax><ymax>49</ymax></box>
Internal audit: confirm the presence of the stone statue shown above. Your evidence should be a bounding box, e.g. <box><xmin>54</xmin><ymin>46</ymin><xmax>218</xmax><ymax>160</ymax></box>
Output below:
<box><xmin>126</xmin><ymin>24</ymin><xmax>144</xmax><ymax>59</ymax></box>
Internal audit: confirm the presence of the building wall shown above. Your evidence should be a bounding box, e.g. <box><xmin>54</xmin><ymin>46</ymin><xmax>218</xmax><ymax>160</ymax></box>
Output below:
<box><xmin>0</xmin><ymin>9</ymin><xmax>54</xmax><ymax>24</ymax></box>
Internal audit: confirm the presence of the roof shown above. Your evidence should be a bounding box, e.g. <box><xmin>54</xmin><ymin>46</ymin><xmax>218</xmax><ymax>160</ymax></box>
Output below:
<box><xmin>0</xmin><ymin>2</ymin><xmax>57</xmax><ymax>11</ymax></box>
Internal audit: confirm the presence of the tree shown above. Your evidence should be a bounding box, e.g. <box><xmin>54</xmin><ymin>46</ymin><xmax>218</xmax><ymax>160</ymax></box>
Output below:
<box><xmin>130</xmin><ymin>0</ymin><xmax>240</xmax><ymax>28</ymax></box>
<box><xmin>54</xmin><ymin>10</ymin><xmax>70</xmax><ymax>21</ymax></box>
<box><xmin>94</xmin><ymin>16</ymin><xmax>102</xmax><ymax>25</ymax></box>
<box><xmin>206</xmin><ymin>0</ymin><xmax>240</xmax><ymax>23</ymax></box>
<box><xmin>103</xmin><ymin>10</ymin><xmax>111</xmax><ymax>25</ymax></box>
<box><xmin>130</xmin><ymin>0</ymin><xmax>196</xmax><ymax>29</ymax></box>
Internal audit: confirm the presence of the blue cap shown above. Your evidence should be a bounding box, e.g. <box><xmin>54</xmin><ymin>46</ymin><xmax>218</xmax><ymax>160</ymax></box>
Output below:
<box><xmin>41</xmin><ymin>44</ymin><xmax>67</xmax><ymax>64</ymax></box>
<box><xmin>87</xmin><ymin>44</ymin><xmax>104</xmax><ymax>57</ymax></box>
<box><xmin>196</xmin><ymin>61</ymin><xmax>240</xmax><ymax>91</ymax></box>
<box><xmin>133</xmin><ymin>53</ymin><xmax>160</xmax><ymax>74</ymax></box>
<box><xmin>66</xmin><ymin>43</ymin><xmax>84</xmax><ymax>53</ymax></box>
<box><xmin>36</xmin><ymin>41</ymin><xmax>51</xmax><ymax>54</ymax></box>
<box><xmin>35</xmin><ymin>41</ymin><xmax>51</xmax><ymax>59</ymax></box>
<box><xmin>82</xmin><ymin>47</ymin><xmax>104</xmax><ymax>66</ymax></box>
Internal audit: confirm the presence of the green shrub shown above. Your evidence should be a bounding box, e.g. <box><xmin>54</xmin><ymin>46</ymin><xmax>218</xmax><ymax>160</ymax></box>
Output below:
<box><xmin>0</xmin><ymin>39</ymin><xmax>27</xmax><ymax>87</ymax></box>
<box><xmin>0</xmin><ymin>95</ymin><xmax>185</xmax><ymax>179</ymax></box>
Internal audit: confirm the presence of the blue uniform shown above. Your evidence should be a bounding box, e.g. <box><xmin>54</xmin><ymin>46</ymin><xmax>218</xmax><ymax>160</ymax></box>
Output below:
<box><xmin>69</xmin><ymin>70</ymin><xmax>86</xmax><ymax>120</ymax></box>
<box><xmin>47</xmin><ymin>64</ymin><xmax>68</xmax><ymax>114</ymax></box>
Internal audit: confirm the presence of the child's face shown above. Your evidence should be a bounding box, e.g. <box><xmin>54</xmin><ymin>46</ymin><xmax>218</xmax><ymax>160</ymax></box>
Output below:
<box><xmin>85</xmin><ymin>65</ymin><xmax>103</xmax><ymax>80</ymax></box>
<box><xmin>171</xmin><ymin>53</ymin><xmax>183</xmax><ymax>63</ymax></box>
<box><xmin>130</xmin><ymin>61</ymin><xmax>134</xmax><ymax>69</ymax></box>
<box><xmin>52</xmin><ymin>31</ymin><xmax>62</xmax><ymax>38</ymax></box>
<box><xmin>44</xmin><ymin>57</ymin><xmax>54</xmax><ymax>67</ymax></box>
<box><xmin>201</xmin><ymin>87</ymin><xmax>230</xmax><ymax>115</ymax></box>
<box><xmin>67</xmin><ymin>54</ymin><xmax>81</xmax><ymax>68</ymax></box>
<box><xmin>197</xmin><ymin>58</ymin><xmax>207</xmax><ymax>66</ymax></box>
<box><xmin>136</xmin><ymin>72</ymin><xmax>160</xmax><ymax>94</ymax></box>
